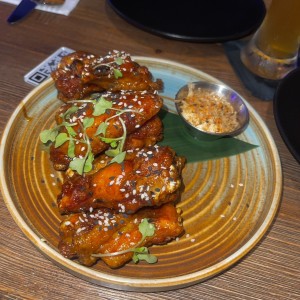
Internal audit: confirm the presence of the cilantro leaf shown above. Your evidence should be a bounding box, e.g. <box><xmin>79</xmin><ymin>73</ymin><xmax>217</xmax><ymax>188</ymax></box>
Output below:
<box><xmin>66</xmin><ymin>125</ymin><xmax>77</xmax><ymax>137</ymax></box>
<box><xmin>63</xmin><ymin>106</ymin><xmax>79</xmax><ymax>120</ymax></box>
<box><xmin>54</xmin><ymin>132</ymin><xmax>68</xmax><ymax>148</ymax></box>
<box><xmin>132</xmin><ymin>252</ymin><xmax>158</xmax><ymax>264</ymax></box>
<box><xmin>113</xmin><ymin>68</ymin><xmax>123</xmax><ymax>79</ymax></box>
<box><xmin>83</xmin><ymin>117</ymin><xmax>94</xmax><ymax>129</ymax></box>
<box><xmin>93</xmin><ymin>97</ymin><xmax>112</xmax><ymax>116</ymax></box>
<box><xmin>115</xmin><ymin>57</ymin><xmax>124</xmax><ymax>65</ymax></box>
<box><xmin>67</xmin><ymin>137</ymin><xmax>75</xmax><ymax>158</ymax></box>
<box><xmin>69</xmin><ymin>157</ymin><xmax>86</xmax><ymax>175</ymax></box>
<box><xmin>83</xmin><ymin>151</ymin><xmax>94</xmax><ymax>173</ymax></box>
<box><xmin>110</xmin><ymin>151</ymin><xmax>126</xmax><ymax>164</ymax></box>
<box><xmin>105</xmin><ymin>148</ymin><xmax>120</xmax><ymax>157</ymax></box>
<box><xmin>95</xmin><ymin>122</ymin><xmax>108</xmax><ymax>136</ymax></box>
<box><xmin>40</xmin><ymin>128</ymin><xmax>58</xmax><ymax>143</ymax></box>
<box><xmin>139</xmin><ymin>218</ymin><xmax>155</xmax><ymax>239</ymax></box>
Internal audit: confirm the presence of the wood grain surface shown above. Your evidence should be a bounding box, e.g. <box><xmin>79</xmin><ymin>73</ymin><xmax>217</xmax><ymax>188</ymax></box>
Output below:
<box><xmin>0</xmin><ymin>0</ymin><xmax>299</xmax><ymax>299</ymax></box>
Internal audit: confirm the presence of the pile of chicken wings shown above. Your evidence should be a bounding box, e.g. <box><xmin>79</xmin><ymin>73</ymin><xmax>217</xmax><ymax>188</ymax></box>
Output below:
<box><xmin>46</xmin><ymin>50</ymin><xmax>185</xmax><ymax>268</ymax></box>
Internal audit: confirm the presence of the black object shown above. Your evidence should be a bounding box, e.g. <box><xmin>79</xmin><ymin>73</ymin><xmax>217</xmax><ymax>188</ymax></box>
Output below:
<box><xmin>273</xmin><ymin>68</ymin><xmax>300</xmax><ymax>163</ymax></box>
<box><xmin>224</xmin><ymin>40</ymin><xmax>279</xmax><ymax>101</ymax></box>
<box><xmin>108</xmin><ymin>0</ymin><xmax>266</xmax><ymax>42</ymax></box>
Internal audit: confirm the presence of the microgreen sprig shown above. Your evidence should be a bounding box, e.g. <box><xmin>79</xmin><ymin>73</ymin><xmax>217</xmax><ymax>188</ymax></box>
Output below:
<box><xmin>40</xmin><ymin>96</ymin><xmax>142</xmax><ymax>175</ymax></box>
<box><xmin>92</xmin><ymin>218</ymin><xmax>157</xmax><ymax>264</ymax></box>
<box><xmin>68</xmin><ymin>118</ymin><xmax>94</xmax><ymax>174</ymax></box>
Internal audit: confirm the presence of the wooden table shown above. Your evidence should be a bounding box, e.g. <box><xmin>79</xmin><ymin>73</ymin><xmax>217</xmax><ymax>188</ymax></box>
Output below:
<box><xmin>0</xmin><ymin>1</ymin><xmax>299</xmax><ymax>299</ymax></box>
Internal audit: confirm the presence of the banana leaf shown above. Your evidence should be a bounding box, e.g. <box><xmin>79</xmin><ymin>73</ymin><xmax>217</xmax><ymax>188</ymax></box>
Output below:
<box><xmin>158</xmin><ymin>110</ymin><xmax>258</xmax><ymax>163</ymax></box>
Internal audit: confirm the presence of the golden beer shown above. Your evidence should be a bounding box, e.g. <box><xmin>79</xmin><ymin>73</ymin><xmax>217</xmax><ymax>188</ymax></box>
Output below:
<box><xmin>241</xmin><ymin>0</ymin><xmax>300</xmax><ymax>80</ymax></box>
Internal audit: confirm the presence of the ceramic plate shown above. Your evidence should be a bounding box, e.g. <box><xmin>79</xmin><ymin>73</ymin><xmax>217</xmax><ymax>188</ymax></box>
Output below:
<box><xmin>0</xmin><ymin>57</ymin><xmax>282</xmax><ymax>292</ymax></box>
<box><xmin>273</xmin><ymin>68</ymin><xmax>300</xmax><ymax>163</ymax></box>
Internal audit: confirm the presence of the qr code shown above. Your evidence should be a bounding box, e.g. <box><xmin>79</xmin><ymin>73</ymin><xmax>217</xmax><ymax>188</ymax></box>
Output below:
<box><xmin>24</xmin><ymin>47</ymin><xmax>74</xmax><ymax>86</ymax></box>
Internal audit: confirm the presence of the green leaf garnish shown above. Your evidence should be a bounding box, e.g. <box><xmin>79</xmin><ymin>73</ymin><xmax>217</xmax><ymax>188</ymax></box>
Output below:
<box><xmin>93</xmin><ymin>97</ymin><xmax>113</xmax><ymax>116</ymax></box>
<box><xmin>110</xmin><ymin>151</ymin><xmax>126</xmax><ymax>164</ymax></box>
<box><xmin>41</xmin><ymin>95</ymin><xmax>142</xmax><ymax>174</ymax></box>
<box><xmin>84</xmin><ymin>151</ymin><xmax>94</xmax><ymax>173</ymax></box>
<box><xmin>40</xmin><ymin>128</ymin><xmax>58</xmax><ymax>143</ymax></box>
<box><xmin>113</xmin><ymin>68</ymin><xmax>123</xmax><ymax>79</ymax></box>
<box><xmin>132</xmin><ymin>248</ymin><xmax>158</xmax><ymax>264</ymax></box>
<box><xmin>105</xmin><ymin>148</ymin><xmax>120</xmax><ymax>157</ymax></box>
<box><xmin>69</xmin><ymin>157</ymin><xmax>86</xmax><ymax>175</ymax></box>
<box><xmin>68</xmin><ymin>137</ymin><xmax>75</xmax><ymax>158</ymax></box>
<box><xmin>115</xmin><ymin>57</ymin><xmax>124</xmax><ymax>65</ymax></box>
<box><xmin>83</xmin><ymin>117</ymin><xmax>94</xmax><ymax>129</ymax></box>
<box><xmin>139</xmin><ymin>218</ymin><xmax>155</xmax><ymax>238</ymax></box>
<box><xmin>62</xmin><ymin>105</ymin><xmax>79</xmax><ymax>120</ymax></box>
<box><xmin>55</xmin><ymin>132</ymin><xmax>69</xmax><ymax>148</ymax></box>
<box><xmin>66</xmin><ymin>125</ymin><xmax>77</xmax><ymax>137</ymax></box>
<box><xmin>95</xmin><ymin>122</ymin><xmax>108</xmax><ymax>136</ymax></box>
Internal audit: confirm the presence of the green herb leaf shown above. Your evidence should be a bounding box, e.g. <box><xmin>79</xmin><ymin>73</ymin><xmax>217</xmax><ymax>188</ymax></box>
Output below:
<box><xmin>66</xmin><ymin>125</ymin><xmax>77</xmax><ymax>137</ymax></box>
<box><xmin>105</xmin><ymin>148</ymin><xmax>120</xmax><ymax>157</ymax></box>
<box><xmin>113</xmin><ymin>68</ymin><xmax>123</xmax><ymax>79</ymax></box>
<box><xmin>115</xmin><ymin>57</ymin><xmax>124</xmax><ymax>65</ymax></box>
<box><xmin>69</xmin><ymin>157</ymin><xmax>86</xmax><ymax>175</ymax></box>
<box><xmin>67</xmin><ymin>137</ymin><xmax>75</xmax><ymax>158</ymax></box>
<box><xmin>40</xmin><ymin>128</ymin><xmax>58</xmax><ymax>143</ymax></box>
<box><xmin>55</xmin><ymin>132</ymin><xmax>69</xmax><ymax>148</ymax></box>
<box><xmin>95</xmin><ymin>122</ymin><xmax>108</xmax><ymax>136</ymax></box>
<box><xmin>63</xmin><ymin>105</ymin><xmax>79</xmax><ymax>120</ymax></box>
<box><xmin>93</xmin><ymin>97</ymin><xmax>112</xmax><ymax>116</ymax></box>
<box><xmin>133</xmin><ymin>253</ymin><xmax>158</xmax><ymax>264</ymax></box>
<box><xmin>139</xmin><ymin>219</ymin><xmax>155</xmax><ymax>239</ymax></box>
<box><xmin>83</xmin><ymin>117</ymin><xmax>94</xmax><ymax>129</ymax></box>
<box><xmin>110</xmin><ymin>151</ymin><xmax>126</xmax><ymax>164</ymax></box>
<box><xmin>84</xmin><ymin>151</ymin><xmax>94</xmax><ymax>173</ymax></box>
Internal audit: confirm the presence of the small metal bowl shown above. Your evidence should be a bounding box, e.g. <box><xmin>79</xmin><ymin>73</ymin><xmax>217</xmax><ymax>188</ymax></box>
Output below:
<box><xmin>175</xmin><ymin>81</ymin><xmax>249</xmax><ymax>141</ymax></box>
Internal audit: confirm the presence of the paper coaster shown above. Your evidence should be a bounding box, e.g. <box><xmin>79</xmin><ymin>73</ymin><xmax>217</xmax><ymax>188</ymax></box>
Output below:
<box><xmin>24</xmin><ymin>47</ymin><xmax>74</xmax><ymax>86</ymax></box>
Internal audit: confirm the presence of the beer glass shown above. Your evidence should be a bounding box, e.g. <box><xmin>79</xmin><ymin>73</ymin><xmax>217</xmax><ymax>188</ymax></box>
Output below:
<box><xmin>240</xmin><ymin>0</ymin><xmax>300</xmax><ymax>80</ymax></box>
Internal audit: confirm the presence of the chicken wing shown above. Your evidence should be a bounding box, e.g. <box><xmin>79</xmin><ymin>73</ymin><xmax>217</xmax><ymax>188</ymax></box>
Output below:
<box><xmin>58</xmin><ymin>203</ymin><xmax>183</xmax><ymax>268</ymax></box>
<box><xmin>49</xmin><ymin>91</ymin><xmax>163</xmax><ymax>171</ymax></box>
<box><xmin>124</xmin><ymin>115</ymin><xmax>163</xmax><ymax>150</ymax></box>
<box><xmin>57</xmin><ymin>145</ymin><xmax>185</xmax><ymax>214</ymax></box>
<box><xmin>51</xmin><ymin>50</ymin><xmax>163</xmax><ymax>102</ymax></box>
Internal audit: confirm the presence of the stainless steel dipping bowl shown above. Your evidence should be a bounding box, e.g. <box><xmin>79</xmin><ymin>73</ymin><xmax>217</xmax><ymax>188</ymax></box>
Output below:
<box><xmin>175</xmin><ymin>81</ymin><xmax>250</xmax><ymax>141</ymax></box>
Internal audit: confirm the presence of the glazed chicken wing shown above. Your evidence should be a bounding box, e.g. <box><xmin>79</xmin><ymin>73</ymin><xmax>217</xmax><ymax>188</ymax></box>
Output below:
<box><xmin>57</xmin><ymin>145</ymin><xmax>185</xmax><ymax>214</ymax></box>
<box><xmin>58</xmin><ymin>203</ymin><xmax>184</xmax><ymax>268</ymax></box>
<box><xmin>51</xmin><ymin>50</ymin><xmax>163</xmax><ymax>102</ymax></box>
<box><xmin>49</xmin><ymin>91</ymin><xmax>163</xmax><ymax>171</ymax></box>
<box><xmin>124</xmin><ymin>115</ymin><xmax>163</xmax><ymax>150</ymax></box>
